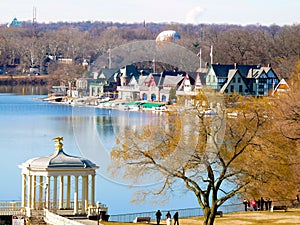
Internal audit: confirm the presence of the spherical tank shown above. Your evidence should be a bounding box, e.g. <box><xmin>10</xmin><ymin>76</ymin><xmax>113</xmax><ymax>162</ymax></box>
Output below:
<box><xmin>155</xmin><ymin>30</ymin><xmax>181</xmax><ymax>42</ymax></box>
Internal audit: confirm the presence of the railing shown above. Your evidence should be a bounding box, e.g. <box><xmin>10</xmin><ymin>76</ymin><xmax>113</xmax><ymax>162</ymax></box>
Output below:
<box><xmin>0</xmin><ymin>201</ymin><xmax>24</xmax><ymax>216</ymax></box>
<box><xmin>109</xmin><ymin>203</ymin><xmax>245</xmax><ymax>223</ymax></box>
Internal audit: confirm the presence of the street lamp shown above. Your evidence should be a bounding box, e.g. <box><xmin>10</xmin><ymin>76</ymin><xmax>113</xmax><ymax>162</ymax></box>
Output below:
<box><xmin>96</xmin><ymin>201</ymin><xmax>101</xmax><ymax>225</ymax></box>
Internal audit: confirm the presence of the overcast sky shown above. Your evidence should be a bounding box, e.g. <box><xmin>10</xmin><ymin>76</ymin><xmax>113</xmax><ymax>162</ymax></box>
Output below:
<box><xmin>1</xmin><ymin>0</ymin><xmax>299</xmax><ymax>26</ymax></box>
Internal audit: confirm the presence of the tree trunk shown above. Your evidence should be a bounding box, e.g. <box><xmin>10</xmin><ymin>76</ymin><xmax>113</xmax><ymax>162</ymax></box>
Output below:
<box><xmin>202</xmin><ymin>206</ymin><xmax>217</xmax><ymax>225</ymax></box>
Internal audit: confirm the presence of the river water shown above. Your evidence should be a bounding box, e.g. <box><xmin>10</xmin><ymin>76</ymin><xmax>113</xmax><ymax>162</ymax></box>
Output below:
<box><xmin>0</xmin><ymin>87</ymin><xmax>201</xmax><ymax>214</ymax></box>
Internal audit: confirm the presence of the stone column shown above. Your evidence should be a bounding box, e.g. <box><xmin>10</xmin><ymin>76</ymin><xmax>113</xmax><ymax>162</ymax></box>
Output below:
<box><xmin>53</xmin><ymin>176</ymin><xmax>57</xmax><ymax>209</ymax></box>
<box><xmin>21</xmin><ymin>174</ymin><xmax>26</xmax><ymax>208</ymax></box>
<box><xmin>32</xmin><ymin>175</ymin><xmax>36</xmax><ymax>209</ymax></box>
<box><xmin>59</xmin><ymin>176</ymin><xmax>64</xmax><ymax>209</ymax></box>
<box><xmin>38</xmin><ymin>176</ymin><xmax>43</xmax><ymax>209</ymax></box>
<box><xmin>81</xmin><ymin>176</ymin><xmax>86</xmax><ymax>214</ymax></box>
<box><xmin>66</xmin><ymin>176</ymin><xmax>71</xmax><ymax>209</ymax></box>
<box><xmin>91</xmin><ymin>174</ymin><xmax>95</xmax><ymax>206</ymax></box>
<box><xmin>27</xmin><ymin>175</ymin><xmax>32</xmax><ymax>208</ymax></box>
<box><xmin>74</xmin><ymin>176</ymin><xmax>78</xmax><ymax>215</ymax></box>
<box><xmin>46</xmin><ymin>176</ymin><xmax>50</xmax><ymax>209</ymax></box>
<box><xmin>85</xmin><ymin>176</ymin><xmax>88</xmax><ymax>210</ymax></box>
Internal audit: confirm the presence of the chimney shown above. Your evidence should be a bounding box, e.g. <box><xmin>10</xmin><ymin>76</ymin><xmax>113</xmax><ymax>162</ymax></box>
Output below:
<box><xmin>234</xmin><ymin>63</ymin><xmax>237</xmax><ymax>69</ymax></box>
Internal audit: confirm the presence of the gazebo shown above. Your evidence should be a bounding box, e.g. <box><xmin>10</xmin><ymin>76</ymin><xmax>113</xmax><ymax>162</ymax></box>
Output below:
<box><xmin>19</xmin><ymin>137</ymin><xmax>99</xmax><ymax>216</ymax></box>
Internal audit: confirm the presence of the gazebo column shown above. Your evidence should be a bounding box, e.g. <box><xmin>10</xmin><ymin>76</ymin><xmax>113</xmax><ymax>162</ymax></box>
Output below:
<box><xmin>91</xmin><ymin>174</ymin><xmax>95</xmax><ymax>206</ymax></box>
<box><xmin>74</xmin><ymin>176</ymin><xmax>79</xmax><ymax>215</ymax></box>
<box><xmin>59</xmin><ymin>176</ymin><xmax>64</xmax><ymax>209</ymax></box>
<box><xmin>81</xmin><ymin>175</ymin><xmax>88</xmax><ymax>214</ymax></box>
<box><xmin>85</xmin><ymin>176</ymin><xmax>89</xmax><ymax>209</ymax></box>
<box><xmin>66</xmin><ymin>176</ymin><xmax>71</xmax><ymax>209</ymax></box>
<box><xmin>46</xmin><ymin>176</ymin><xmax>50</xmax><ymax>209</ymax></box>
<box><xmin>31</xmin><ymin>175</ymin><xmax>36</xmax><ymax>209</ymax></box>
<box><xmin>21</xmin><ymin>174</ymin><xmax>26</xmax><ymax>208</ymax></box>
<box><xmin>38</xmin><ymin>176</ymin><xmax>43</xmax><ymax>209</ymax></box>
<box><xmin>27</xmin><ymin>175</ymin><xmax>32</xmax><ymax>209</ymax></box>
<box><xmin>53</xmin><ymin>176</ymin><xmax>58</xmax><ymax>209</ymax></box>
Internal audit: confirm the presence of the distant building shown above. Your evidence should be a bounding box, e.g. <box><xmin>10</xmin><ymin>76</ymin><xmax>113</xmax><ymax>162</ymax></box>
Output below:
<box><xmin>206</xmin><ymin>64</ymin><xmax>280</xmax><ymax>96</ymax></box>
<box><xmin>7</xmin><ymin>18</ymin><xmax>22</xmax><ymax>27</ymax></box>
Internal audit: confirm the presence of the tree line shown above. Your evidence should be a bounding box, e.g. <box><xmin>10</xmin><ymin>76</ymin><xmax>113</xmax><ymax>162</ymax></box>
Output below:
<box><xmin>0</xmin><ymin>21</ymin><xmax>299</xmax><ymax>80</ymax></box>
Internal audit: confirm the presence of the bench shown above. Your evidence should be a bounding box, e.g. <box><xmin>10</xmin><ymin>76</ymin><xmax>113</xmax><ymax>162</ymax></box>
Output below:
<box><xmin>216</xmin><ymin>211</ymin><xmax>223</xmax><ymax>217</ymax></box>
<box><xmin>133</xmin><ymin>216</ymin><xmax>151</xmax><ymax>223</ymax></box>
<box><xmin>272</xmin><ymin>206</ymin><xmax>287</xmax><ymax>212</ymax></box>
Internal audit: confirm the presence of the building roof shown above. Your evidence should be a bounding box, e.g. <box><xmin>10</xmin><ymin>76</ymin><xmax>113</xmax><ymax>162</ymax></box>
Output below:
<box><xmin>20</xmin><ymin>138</ymin><xmax>98</xmax><ymax>171</ymax></box>
<box><xmin>211</xmin><ymin>64</ymin><xmax>260</xmax><ymax>78</ymax></box>
<box><xmin>99</xmin><ymin>68</ymin><xmax>119</xmax><ymax>81</ymax></box>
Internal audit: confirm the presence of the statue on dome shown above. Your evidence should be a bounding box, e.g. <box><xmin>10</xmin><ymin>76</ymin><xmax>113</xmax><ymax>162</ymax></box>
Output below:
<box><xmin>52</xmin><ymin>136</ymin><xmax>63</xmax><ymax>150</ymax></box>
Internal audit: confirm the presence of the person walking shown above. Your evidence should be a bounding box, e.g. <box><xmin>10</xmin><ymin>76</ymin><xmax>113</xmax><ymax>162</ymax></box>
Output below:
<box><xmin>166</xmin><ymin>211</ymin><xmax>172</xmax><ymax>225</ymax></box>
<box><xmin>173</xmin><ymin>211</ymin><xmax>179</xmax><ymax>225</ymax></box>
<box><xmin>243</xmin><ymin>199</ymin><xmax>248</xmax><ymax>211</ymax></box>
<box><xmin>155</xmin><ymin>210</ymin><xmax>162</xmax><ymax>225</ymax></box>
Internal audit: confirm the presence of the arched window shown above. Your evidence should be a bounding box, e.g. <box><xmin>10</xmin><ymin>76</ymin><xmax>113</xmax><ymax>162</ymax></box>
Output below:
<box><xmin>142</xmin><ymin>93</ymin><xmax>147</xmax><ymax>100</ymax></box>
<box><xmin>151</xmin><ymin>94</ymin><xmax>156</xmax><ymax>101</ymax></box>
<box><xmin>161</xmin><ymin>95</ymin><xmax>167</xmax><ymax>102</ymax></box>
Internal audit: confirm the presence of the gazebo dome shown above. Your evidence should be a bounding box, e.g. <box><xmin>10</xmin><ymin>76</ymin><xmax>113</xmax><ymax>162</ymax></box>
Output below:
<box><xmin>20</xmin><ymin>137</ymin><xmax>98</xmax><ymax>170</ymax></box>
<box><xmin>23</xmin><ymin>149</ymin><xmax>97</xmax><ymax>170</ymax></box>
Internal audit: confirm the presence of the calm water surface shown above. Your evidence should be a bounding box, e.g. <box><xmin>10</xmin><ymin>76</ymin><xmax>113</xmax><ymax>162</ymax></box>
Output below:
<box><xmin>0</xmin><ymin>91</ymin><xmax>199</xmax><ymax>214</ymax></box>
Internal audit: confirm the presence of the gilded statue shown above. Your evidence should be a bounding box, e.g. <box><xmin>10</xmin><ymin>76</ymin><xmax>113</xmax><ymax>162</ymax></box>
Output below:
<box><xmin>52</xmin><ymin>136</ymin><xmax>63</xmax><ymax>150</ymax></box>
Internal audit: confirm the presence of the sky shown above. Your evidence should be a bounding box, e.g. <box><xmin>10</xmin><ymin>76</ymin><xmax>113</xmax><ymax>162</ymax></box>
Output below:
<box><xmin>0</xmin><ymin>0</ymin><xmax>299</xmax><ymax>26</ymax></box>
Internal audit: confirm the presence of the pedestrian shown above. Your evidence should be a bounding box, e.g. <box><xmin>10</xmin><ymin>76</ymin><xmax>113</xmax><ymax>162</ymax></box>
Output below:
<box><xmin>173</xmin><ymin>211</ymin><xmax>179</xmax><ymax>225</ymax></box>
<box><xmin>257</xmin><ymin>198</ymin><xmax>261</xmax><ymax>211</ymax></box>
<box><xmin>251</xmin><ymin>199</ymin><xmax>257</xmax><ymax>211</ymax></box>
<box><xmin>260</xmin><ymin>197</ymin><xmax>264</xmax><ymax>211</ymax></box>
<box><xmin>243</xmin><ymin>199</ymin><xmax>248</xmax><ymax>211</ymax></box>
<box><xmin>156</xmin><ymin>210</ymin><xmax>162</xmax><ymax>225</ymax></box>
<box><xmin>265</xmin><ymin>198</ymin><xmax>269</xmax><ymax>210</ymax></box>
<box><xmin>166</xmin><ymin>211</ymin><xmax>172</xmax><ymax>225</ymax></box>
<box><xmin>268</xmin><ymin>198</ymin><xmax>272</xmax><ymax>210</ymax></box>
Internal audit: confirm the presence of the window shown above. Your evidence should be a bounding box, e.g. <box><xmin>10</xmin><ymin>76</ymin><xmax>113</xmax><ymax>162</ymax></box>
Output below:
<box><xmin>239</xmin><ymin>85</ymin><xmax>243</xmax><ymax>93</ymax></box>
<box><xmin>230</xmin><ymin>85</ymin><xmax>234</xmax><ymax>92</ymax></box>
<box><xmin>151</xmin><ymin>94</ymin><xmax>156</xmax><ymax>101</ymax></box>
<box><xmin>232</xmin><ymin>77</ymin><xmax>236</xmax><ymax>83</ymax></box>
<box><xmin>238</xmin><ymin>77</ymin><xmax>241</xmax><ymax>83</ymax></box>
<box><xmin>142</xmin><ymin>93</ymin><xmax>147</xmax><ymax>100</ymax></box>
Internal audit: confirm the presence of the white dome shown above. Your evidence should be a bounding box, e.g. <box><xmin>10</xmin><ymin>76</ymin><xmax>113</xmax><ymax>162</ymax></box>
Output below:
<box><xmin>156</xmin><ymin>30</ymin><xmax>181</xmax><ymax>42</ymax></box>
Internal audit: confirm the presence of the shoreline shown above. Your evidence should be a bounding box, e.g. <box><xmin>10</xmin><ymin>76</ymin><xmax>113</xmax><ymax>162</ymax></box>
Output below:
<box><xmin>42</xmin><ymin>95</ymin><xmax>171</xmax><ymax>113</ymax></box>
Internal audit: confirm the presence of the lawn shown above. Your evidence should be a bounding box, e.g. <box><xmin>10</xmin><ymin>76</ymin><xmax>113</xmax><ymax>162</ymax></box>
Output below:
<box><xmin>101</xmin><ymin>209</ymin><xmax>300</xmax><ymax>225</ymax></box>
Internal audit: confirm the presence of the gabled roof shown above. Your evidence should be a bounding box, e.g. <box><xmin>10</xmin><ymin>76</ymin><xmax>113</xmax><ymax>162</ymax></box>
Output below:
<box><xmin>138</xmin><ymin>75</ymin><xmax>148</xmax><ymax>86</ymax></box>
<box><xmin>99</xmin><ymin>68</ymin><xmax>119</xmax><ymax>80</ymax></box>
<box><xmin>161</xmin><ymin>70</ymin><xmax>186</xmax><ymax>76</ymax></box>
<box><xmin>210</xmin><ymin>64</ymin><xmax>260</xmax><ymax>78</ymax></box>
<box><xmin>153</xmin><ymin>74</ymin><xmax>164</xmax><ymax>86</ymax></box>
<box><xmin>273</xmin><ymin>78</ymin><xmax>290</xmax><ymax>95</ymax></box>
<box><xmin>220</xmin><ymin>69</ymin><xmax>250</xmax><ymax>93</ymax></box>
<box><xmin>120</xmin><ymin>65</ymin><xmax>139</xmax><ymax>78</ymax></box>
<box><xmin>163</xmin><ymin>75</ymin><xmax>184</xmax><ymax>87</ymax></box>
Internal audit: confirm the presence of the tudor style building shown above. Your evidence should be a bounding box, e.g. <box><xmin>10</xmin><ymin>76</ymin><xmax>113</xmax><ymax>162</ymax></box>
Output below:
<box><xmin>206</xmin><ymin>64</ymin><xmax>280</xmax><ymax>96</ymax></box>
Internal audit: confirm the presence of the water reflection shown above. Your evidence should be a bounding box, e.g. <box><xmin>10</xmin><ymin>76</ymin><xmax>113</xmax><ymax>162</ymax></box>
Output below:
<box><xmin>0</xmin><ymin>85</ymin><xmax>48</xmax><ymax>95</ymax></box>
